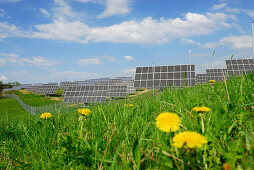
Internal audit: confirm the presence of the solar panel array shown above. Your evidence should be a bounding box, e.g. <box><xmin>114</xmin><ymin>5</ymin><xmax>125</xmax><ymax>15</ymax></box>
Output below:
<box><xmin>98</xmin><ymin>79</ymin><xmax>128</xmax><ymax>97</ymax></box>
<box><xmin>64</xmin><ymin>85</ymin><xmax>108</xmax><ymax>103</ymax></box>
<box><xmin>206</xmin><ymin>69</ymin><xmax>227</xmax><ymax>81</ymax></box>
<box><xmin>126</xmin><ymin>80</ymin><xmax>136</xmax><ymax>93</ymax></box>
<box><xmin>59</xmin><ymin>81</ymin><xmax>78</xmax><ymax>90</ymax></box>
<box><xmin>75</xmin><ymin>78</ymin><xmax>110</xmax><ymax>86</ymax></box>
<box><xmin>134</xmin><ymin>65</ymin><xmax>195</xmax><ymax>89</ymax></box>
<box><xmin>226</xmin><ymin>59</ymin><xmax>254</xmax><ymax>77</ymax></box>
<box><xmin>26</xmin><ymin>84</ymin><xmax>44</xmax><ymax>92</ymax></box>
<box><xmin>37</xmin><ymin>83</ymin><xmax>58</xmax><ymax>95</ymax></box>
<box><xmin>196</xmin><ymin>74</ymin><xmax>208</xmax><ymax>83</ymax></box>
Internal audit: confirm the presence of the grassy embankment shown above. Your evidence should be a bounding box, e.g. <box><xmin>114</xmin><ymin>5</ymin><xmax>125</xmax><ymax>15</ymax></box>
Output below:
<box><xmin>0</xmin><ymin>73</ymin><xmax>253</xmax><ymax>169</ymax></box>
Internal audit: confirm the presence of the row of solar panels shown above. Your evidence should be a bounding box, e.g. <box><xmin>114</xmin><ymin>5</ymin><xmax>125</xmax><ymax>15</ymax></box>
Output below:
<box><xmin>3</xmin><ymin>58</ymin><xmax>254</xmax><ymax>104</ymax></box>
<box><xmin>196</xmin><ymin>59</ymin><xmax>254</xmax><ymax>83</ymax></box>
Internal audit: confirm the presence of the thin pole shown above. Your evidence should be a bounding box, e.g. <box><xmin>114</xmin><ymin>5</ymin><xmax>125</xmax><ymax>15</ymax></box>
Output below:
<box><xmin>189</xmin><ymin>48</ymin><xmax>191</xmax><ymax>87</ymax></box>
<box><xmin>252</xmin><ymin>21</ymin><xmax>254</xmax><ymax>58</ymax></box>
<box><xmin>152</xmin><ymin>63</ymin><xmax>155</xmax><ymax>96</ymax></box>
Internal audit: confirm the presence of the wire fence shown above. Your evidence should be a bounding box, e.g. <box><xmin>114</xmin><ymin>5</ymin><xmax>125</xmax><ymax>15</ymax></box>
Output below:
<box><xmin>4</xmin><ymin>94</ymin><xmax>77</xmax><ymax>116</ymax></box>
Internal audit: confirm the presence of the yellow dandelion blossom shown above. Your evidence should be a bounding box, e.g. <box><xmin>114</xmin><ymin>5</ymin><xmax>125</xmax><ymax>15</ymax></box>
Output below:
<box><xmin>156</xmin><ymin>112</ymin><xmax>181</xmax><ymax>132</ymax></box>
<box><xmin>129</xmin><ymin>104</ymin><xmax>134</xmax><ymax>107</ymax></box>
<box><xmin>40</xmin><ymin>112</ymin><xmax>52</xmax><ymax>119</ymax></box>
<box><xmin>77</xmin><ymin>108</ymin><xmax>91</xmax><ymax>116</ymax></box>
<box><xmin>125</xmin><ymin>104</ymin><xmax>134</xmax><ymax>107</ymax></box>
<box><xmin>173</xmin><ymin>131</ymin><xmax>207</xmax><ymax>148</ymax></box>
<box><xmin>222</xmin><ymin>163</ymin><xmax>231</xmax><ymax>170</ymax></box>
<box><xmin>209</xmin><ymin>80</ymin><xmax>215</xmax><ymax>83</ymax></box>
<box><xmin>192</xmin><ymin>106</ymin><xmax>211</xmax><ymax>112</ymax></box>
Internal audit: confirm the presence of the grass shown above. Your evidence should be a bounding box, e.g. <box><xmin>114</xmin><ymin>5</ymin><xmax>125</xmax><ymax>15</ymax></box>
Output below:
<box><xmin>5</xmin><ymin>90</ymin><xmax>60</xmax><ymax>107</ymax></box>
<box><xmin>0</xmin><ymin>98</ymin><xmax>31</xmax><ymax>122</ymax></box>
<box><xmin>0</xmin><ymin>73</ymin><xmax>253</xmax><ymax>169</ymax></box>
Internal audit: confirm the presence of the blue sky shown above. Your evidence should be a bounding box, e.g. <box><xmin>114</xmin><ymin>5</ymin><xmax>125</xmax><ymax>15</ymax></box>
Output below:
<box><xmin>0</xmin><ymin>0</ymin><xmax>253</xmax><ymax>84</ymax></box>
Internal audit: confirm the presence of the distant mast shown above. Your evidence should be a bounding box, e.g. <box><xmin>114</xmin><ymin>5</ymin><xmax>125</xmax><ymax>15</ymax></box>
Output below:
<box><xmin>252</xmin><ymin>21</ymin><xmax>254</xmax><ymax>58</ymax></box>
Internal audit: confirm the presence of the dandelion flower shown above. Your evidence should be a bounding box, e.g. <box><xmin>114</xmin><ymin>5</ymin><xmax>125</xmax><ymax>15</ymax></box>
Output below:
<box><xmin>192</xmin><ymin>106</ymin><xmax>211</xmax><ymax>112</ymax></box>
<box><xmin>209</xmin><ymin>80</ymin><xmax>215</xmax><ymax>83</ymax></box>
<box><xmin>40</xmin><ymin>112</ymin><xmax>52</xmax><ymax>119</ymax></box>
<box><xmin>77</xmin><ymin>108</ymin><xmax>91</xmax><ymax>116</ymax></box>
<box><xmin>173</xmin><ymin>131</ymin><xmax>207</xmax><ymax>148</ymax></box>
<box><xmin>156</xmin><ymin>112</ymin><xmax>181</xmax><ymax>132</ymax></box>
<box><xmin>222</xmin><ymin>163</ymin><xmax>231</xmax><ymax>170</ymax></box>
<box><xmin>125</xmin><ymin>104</ymin><xmax>134</xmax><ymax>107</ymax></box>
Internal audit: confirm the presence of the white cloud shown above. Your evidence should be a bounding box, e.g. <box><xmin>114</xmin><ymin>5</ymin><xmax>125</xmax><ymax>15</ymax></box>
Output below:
<box><xmin>32</xmin><ymin>20</ymin><xmax>89</xmax><ymax>43</ymax></box>
<box><xmin>124</xmin><ymin>55</ymin><xmax>134</xmax><ymax>61</ymax></box>
<box><xmin>21</xmin><ymin>56</ymin><xmax>55</xmax><ymax>66</ymax></box>
<box><xmin>78</xmin><ymin>58</ymin><xmax>101</xmax><ymax>65</ymax></box>
<box><xmin>103</xmin><ymin>55</ymin><xmax>116</xmax><ymax>62</ymax></box>
<box><xmin>0</xmin><ymin>53</ymin><xmax>55</xmax><ymax>66</ymax></box>
<box><xmin>0</xmin><ymin>22</ymin><xmax>29</xmax><ymax>41</ymax></box>
<box><xmin>0</xmin><ymin>58</ymin><xmax>6</xmax><ymax>66</ymax></box>
<box><xmin>247</xmin><ymin>11</ymin><xmax>254</xmax><ymax>17</ymax></box>
<box><xmin>181</xmin><ymin>38</ymin><xmax>217</xmax><ymax>48</ymax></box>
<box><xmin>212</xmin><ymin>3</ymin><xmax>227</xmax><ymax>10</ymax></box>
<box><xmin>98</xmin><ymin>0</ymin><xmax>131</xmax><ymax>18</ymax></box>
<box><xmin>0</xmin><ymin>9</ymin><xmax>5</xmax><ymax>17</ymax></box>
<box><xmin>225</xmin><ymin>7</ymin><xmax>240</xmax><ymax>13</ymax></box>
<box><xmin>53</xmin><ymin>0</ymin><xmax>82</xmax><ymax>21</ymax></box>
<box><xmin>219</xmin><ymin>35</ymin><xmax>252</xmax><ymax>50</ymax></box>
<box><xmin>203</xmin><ymin>42</ymin><xmax>217</xmax><ymax>48</ymax></box>
<box><xmin>0</xmin><ymin>75</ymin><xmax>7</xmax><ymax>81</ymax></box>
<box><xmin>121</xmin><ymin>68</ymin><xmax>136</xmax><ymax>74</ymax></box>
<box><xmin>40</xmin><ymin>8</ymin><xmax>50</xmax><ymax>17</ymax></box>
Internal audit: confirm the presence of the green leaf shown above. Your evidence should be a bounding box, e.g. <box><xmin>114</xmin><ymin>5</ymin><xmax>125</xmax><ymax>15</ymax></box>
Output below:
<box><xmin>212</xmin><ymin>49</ymin><xmax>215</xmax><ymax>56</ymax></box>
<box><xmin>132</xmin><ymin>139</ymin><xmax>141</xmax><ymax>168</ymax></box>
<box><xmin>230</xmin><ymin>54</ymin><xmax>234</xmax><ymax>60</ymax></box>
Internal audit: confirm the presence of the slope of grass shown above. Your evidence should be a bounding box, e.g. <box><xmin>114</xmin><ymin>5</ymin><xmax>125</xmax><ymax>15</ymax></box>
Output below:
<box><xmin>0</xmin><ymin>74</ymin><xmax>253</xmax><ymax>169</ymax></box>
<box><xmin>0</xmin><ymin>98</ymin><xmax>31</xmax><ymax>121</ymax></box>
<box><xmin>5</xmin><ymin>90</ymin><xmax>59</xmax><ymax>107</ymax></box>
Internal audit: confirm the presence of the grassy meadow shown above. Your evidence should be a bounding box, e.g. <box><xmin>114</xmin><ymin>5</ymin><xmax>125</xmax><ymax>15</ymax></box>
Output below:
<box><xmin>5</xmin><ymin>90</ymin><xmax>61</xmax><ymax>107</ymax></box>
<box><xmin>0</xmin><ymin>73</ymin><xmax>254</xmax><ymax>169</ymax></box>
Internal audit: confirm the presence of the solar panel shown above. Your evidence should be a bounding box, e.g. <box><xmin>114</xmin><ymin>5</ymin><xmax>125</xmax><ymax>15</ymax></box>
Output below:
<box><xmin>59</xmin><ymin>81</ymin><xmax>78</xmax><ymax>91</ymax></box>
<box><xmin>115</xmin><ymin>77</ymin><xmax>136</xmax><ymax>93</ymax></box>
<box><xmin>26</xmin><ymin>84</ymin><xmax>44</xmax><ymax>92</ymax></box>
<box><xmin>225</xmin><ymin>58</ymin><xmax>254</xmax><ymax>77</ymax></box>
<box><xmin>75</xmin><ymin>78</ymin><xmax>110</xmax><ymax>86</ymax></box>
<box><xmin>134</xmin><ymin>64</ymin><xmax>196</xmax><ymax>89</ymax></box>
<box><xmin>206</xmin><ymin>69</ymin><xmax>227</xmax><ymax>81</ymax></box>
<box><xmin>37</xmin><ymin>83</ymin><xmax>58</xmax><ymax>95</ymax></box>
<box><xmin>98</xmin><ymin>79</ymin><xmax>128</xmax><ymax>97</ymax></box>
<box><xmin>196</xmin><ymin>74</ymin><xmax>208</xmax><ymax>83</ymax></box>
<box><xmin>63</xmin><ymin>85</ymin><xmax>108</xmax><ymax>103</ymax></box>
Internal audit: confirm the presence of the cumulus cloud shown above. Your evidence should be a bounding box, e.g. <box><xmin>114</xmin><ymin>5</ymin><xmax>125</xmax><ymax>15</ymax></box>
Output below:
<box><xmin>98</xmin><ymin>0</ymin><xmax>131</xmax><ymax>18</ymax></box>
<box><xmin>31</xmin><ymin>12</ymin><xmax>232</xmax><ymax>44</ymax></box>
<box><xmin>0</xmin><ymin>53</ymin><xmax>55</xmax><ymax>66</ymax></box>
<box><xmin>212</xmin><ymin>3</ymin><xmax>227</xmax><ymax>10</ymax></box>
<box><xmin>247</xmin><ymin>11</ymin><xmax>254</xmax><ymax>17</ymax></box>
<box><xmin>124</xmin><ymin>55</ymin><xmax>134</xmax><ymax>61</ymax></box>
<box><xmin>181</xmin><ymin>38</ymin><xmax>217</xmax><ymax>48</ymax></box>
<box><xmin>0</xmin><ymin>22</ymin><xmax>29</xmax><ymax>41</ymax></box>
<box><xmin>0</xmin><ymin>75</ymin><xmax>7</xmax><ymax>81</ymax></box>
<box><xmin>219</xmin><ymin>35</ymin><xmax>252</xmax><ymax>50</ymax></box>
<box><xmin>78</xmin><ymin>58</ymin><xmax>101</xmax><ymax>65</ymax></box>
<box><xmin>40</xmin><ymin>8</ymin><xmax>50</xmax><ymax>17</ymax></box>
